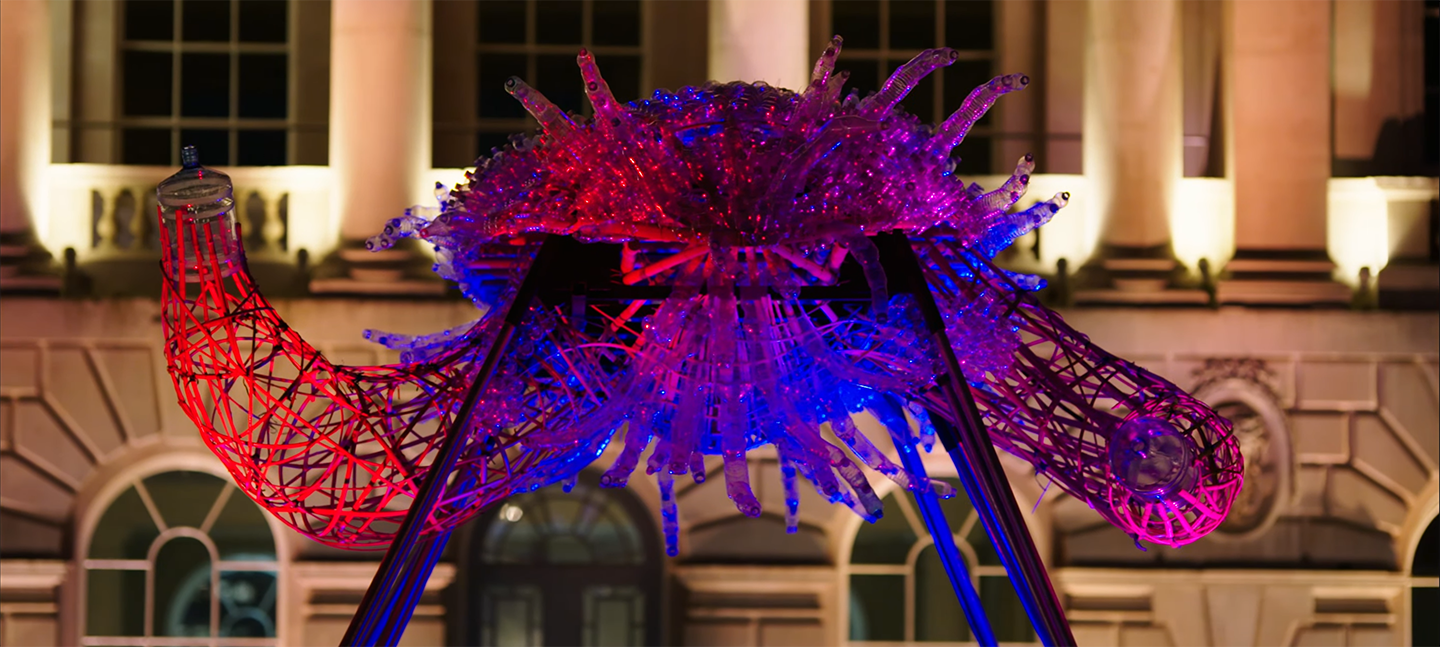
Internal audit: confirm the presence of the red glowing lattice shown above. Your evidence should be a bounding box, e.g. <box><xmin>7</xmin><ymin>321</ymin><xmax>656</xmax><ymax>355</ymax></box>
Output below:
<box><xmin>160</xmin><ymin>220</ymin><xmax>607</xmax><ymax>548</ymax></box>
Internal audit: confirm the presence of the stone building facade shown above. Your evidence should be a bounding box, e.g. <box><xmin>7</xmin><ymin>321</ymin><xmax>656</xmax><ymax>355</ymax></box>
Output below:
<box><xmin>0</xmin><ymin>1</ymin><xmax>1436</xmax><ymax>646</ymax></box>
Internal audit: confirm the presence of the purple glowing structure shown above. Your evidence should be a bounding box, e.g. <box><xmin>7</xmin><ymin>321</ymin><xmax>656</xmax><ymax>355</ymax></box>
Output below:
<box><xmin>161</xmin><ymin>36</ymin><xmax>1243</xmax><ymax>647</ymax></box>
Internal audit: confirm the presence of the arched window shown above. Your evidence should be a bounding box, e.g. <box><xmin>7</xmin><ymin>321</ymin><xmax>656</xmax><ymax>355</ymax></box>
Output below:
<box><xmin>466</xmin><ymin>471</ymin><xmax>662</xmax><ymax>647</ymax></box>
<box><xmin>1413</xmin><ymin>516</ymin><xmax>1438</xmax><ymax>647</ymax></box>
<box><xmin>83</xmin><ymin>470</ymin><xmax>280</xmax><ymax>646</ymax></box>
<box><xmin>818</xmin><ymin>0</ymin><xmax>1003</xmax><ymax>175</ymax></box>
<box><xmin>847</xmin><ymin>479</ymin><xmax>1035</xmax><ymax>645</ymax></box>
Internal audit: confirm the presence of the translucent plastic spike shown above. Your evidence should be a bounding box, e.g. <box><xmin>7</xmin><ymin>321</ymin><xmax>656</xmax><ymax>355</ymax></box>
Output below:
<box><xmin>974</xmin><ymin>154</ymin><xmax>1037</xmax><ymax>215</ymax></box>
<box><xmin>861</xmin><ymin>48</ymin><xmax>959</xmax><ymax>116</ymax></box>
<box><xmin>930</xmin><ymin>73</ymin><xmax>1030</xmax><ymax>156</ymax></box>
<box><xmin>505</xmin><ymin>77</ymin><xmax>575</xmax><ymax>138</ymax></box>
<box><xmin>780</xmin><ymin>455</ymin><xmax>800</xmax><ymax>533</ymax></box>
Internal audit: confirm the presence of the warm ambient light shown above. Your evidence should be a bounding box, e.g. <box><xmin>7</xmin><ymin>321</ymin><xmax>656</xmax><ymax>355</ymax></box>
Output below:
<box><xmin>1171</xmin><ymin>178</ymin><xmax>1235</xmax><ymax>276</ymax></box>
<box><xmin>1328</xmin><ymin>178</ymin><xmax>1392</xmax><ymax>288</ymax></box>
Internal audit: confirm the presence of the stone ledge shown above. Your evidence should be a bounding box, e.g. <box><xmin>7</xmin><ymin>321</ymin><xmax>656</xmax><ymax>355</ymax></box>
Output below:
<box><xmin>1378</xmin><ymin>262</ymin><xmax>1439</xmax><ymax>291</ymax></box>
<box><xmin>0</xmin><ymin>274</ymin><xmax>61</xmax><ymax>293</ymax></box>
<box><xmin>1216</xmin><ymin>280</ymin><xmax>1351</xmax><ymax>305</ymax></box>
<box><xmin>1073</xmin><ymin>288</ymin><xmax>1210</xmax><ymax>306</ymax></box>
<box><xmin>309</xmin><ymin>278</ymin><xmax>448</xmax><ymax>296</ymax></box>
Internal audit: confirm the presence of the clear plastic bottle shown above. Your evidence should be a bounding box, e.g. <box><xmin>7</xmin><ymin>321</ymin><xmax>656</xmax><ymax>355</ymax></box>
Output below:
<box><xmin>157</xmin><ymin>146</ymin><xmax>242</xmax><ymax>281</ymax></box>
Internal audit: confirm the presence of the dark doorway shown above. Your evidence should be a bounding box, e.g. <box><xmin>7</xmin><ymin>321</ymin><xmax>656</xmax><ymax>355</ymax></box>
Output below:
<box><xmin>463</xmin><ymin>471</ymin><xmax>662</xmax><ymax>646</ymax></box>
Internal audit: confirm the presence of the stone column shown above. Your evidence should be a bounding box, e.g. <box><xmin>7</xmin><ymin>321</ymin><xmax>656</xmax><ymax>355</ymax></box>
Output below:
<box><xmin>1076</xmin><ymin>0</ymin><xmax>1191</xmax><ymax>303</ymax></box>
<box><xmin>708</xmin><ymin>0</ymin><xmax>809</xmax><ymax>91</ymax></box>
<box><xmin>0</xmin><ymin>0</ymin><xmax>59</xmax><ymax>292</ymax></box>
<box><xmin>318</xmin><ymin>0</ymin><xmax>438</xmax><ymax>294</ymax></box>
<box><xmin>330</xmin><ymin>0</ymin><xmax>432</xmax><ymax>242</ymax></box>
<box><xmin>0</xmin><ymin>0</ymin><xmax>51</xmax><ymax>240</ymax></box>
<box><xmin>1332</xmin><ymin>0</ymin><xmax>1427</xmax><ymax>176</ymax></box>
<box><xmin>1218</xmin><ymin>0</ymin><xmax>1347</xmax><ymax>305</ymax></box>
<box><xmin>1082</xmin><ymin>0</ymin><xmax>1183</xmax><ymax>253</ymax></box>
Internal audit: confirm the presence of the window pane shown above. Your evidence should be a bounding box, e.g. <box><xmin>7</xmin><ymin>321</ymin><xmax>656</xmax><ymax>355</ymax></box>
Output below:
<box><xmin>153</xmin><ymin>537</ymin><xmax>213</xmax><ymax>638</ymax></box>
<box><xmin>208</xmin><ymin>485</ymin><xmax>277</xmax><ymax>558</ymax></box>
<box><xmin>180</xmin><ymin>129</ymin><xmax>230</xmax><ymax>166</ymax></box>
<box><xmin>841</xmin><ymin>60</ymin><xmax>882</xmax><ymax>102</ymax></box>
<box><xmin>123</xmin><ymin>51</ymin><xmax>173</xmax><ymax>117</ymax></box>
<box><xmin>541</xmin><ymin>495</ymin><xmax>578</xmax><ymax>536</ymax></box>
<box><xmin>848</xmin><ymin>574</ymin><xmax>904</xmax><ymax>641</ymax></box>
<box><xmin>90</xmin><ymin>486</ymin><xmax>161</xmax><ymax>559</ymax></box>
<box><xmin>850</xmin><ymin>494</ymin><xmax>917</xmax><ymax>564</ymax></box>
<box><xmin>238</xmin><ymin>0</ymin><xmax>287</xmax><ymax>43</ymax></box>
<box><xmin>487</xmin><ymin>504</ymin><xmax>538</xmax><ymax>563</ymax></box>
<box><xmin>953</xmin><ymin>135</ymin><xmax>992</xmax><ymax>174</ymax></box>
<box><xmin>536</xmin><ymin>54</ymin><xmax>585</xmax><ymax>116</ymax></box>
<box><xmin>479</xmin><ymin>584</ymin><xmax>543</xmax><ymax>646</ymax></box>
<box><xmin>181</xmin><ymin>53</ymin><xmax>231</xmax><ymax>117</ymax></box>
<box><xmin>889</xmin><ymin>58</ymin><xmax>936</xmax><ymax>123</ymax></box>
<box><xmin>123</xmin><ymin>128</ymin><xmax>174</xmax><ymax>165</ymax></box>
<box><xmin>86</xmin><ymin>569</ymin><xmax>146</xmax><ymax>636</ymax></box>
<box><xmin>945</xmin><ymin>0</ymin><xmax>994</xmax><ymax>51</ymax></box>
<box><xmin>125</xmin><ymin>0</ymin><xmax>174</xmax><ymax>41</ymax></box>
<box><xmin>144</xmin><ymin>471</ymin><xmax>227</xmax><ymax>529</ymax></box>
<box><xmin>535</xmin><ymin>0</ymin><xmax>582</xmax><ymax>45</ymax></box>
<box><xmin>183</xmin><ymin>0</ymin><xmax>232</xmax><ymax>42</ymax></box>
<box><xmin>238</xmin><ymin>54</ymin><xmax>288</xmax><ymax>119</ymax></box>
<box><xmin>592</xmin><ymin>1</ymin><xmax>641</xmax><ymax>47</ymax></box>
<box><xmin>1414</xmin><ymin>518</ymin><xmax>1439</xmax><ymax>575</ymax></box>
<box><xmin>547</xmin><ymin>534</ymin><xmax>593</xmax><ymax>564</ymax></box>
<box><xmin>833</xmin><ymin>1</ymin><xmax>881</xmax><ymax>50</ymax></box>
<box><xmin>478</xmin><ymin>54</ymin><xmax>528</xmax><ymax>119</ymax></box>
<box><xmin>585</xmin><ymin>500</ymin><xmax>644</xmax><ymax>565</ymax></box>
<box><xmin>944</xmin><ymin>59</ymin><xmax>994</xmax><ymax>122</ymax></box>
<box><xmin>599</xmin><ymin>55</ymin><xmax>641</xmax><ymax>105</ymax></box>
<box><xmin>933</xmin><ymin>479</ymin><xmax>973</xmax><ymax>529</ymax></box>
<box><xmin>1416</xmin><ymin>587</ymin><xmax>1440</xmax><ymax>647</ymax></box>
<box><xmin>890</xmin><ymin>0</ymin><xmax>936</xmax><ymax>50</ymax></box>
<box><xmin>583</xmin><ymin>585</ymin><xmax>644</xmax><ymax>647</ymax></box>
<box><xmin>914</xmin><ymin>544</ymin><xmax>971</xmax><ymax>641</ymax></box>
<box><xmin>980</xmin><ymin>575</ymin><xmax>1035</xmax><ymax>643</ymax></box>
<box><xmin>219</xmin><ymin>571</ymin><xmax>277</xmax><ymax>637</ymax></box>
<box><xmin>478</xmin><ymin>0</ymin><xmax>526</xmax><ymax>44</ymax></box>
<box><xmin>478</xmin><ymin>131</ymin><xmax>519</xmax><ymax>159</ymax></box>
<box><xmin>237</xmin><ymin>129</ymin><xmax>286</xmax><ymax>166</ymax></box>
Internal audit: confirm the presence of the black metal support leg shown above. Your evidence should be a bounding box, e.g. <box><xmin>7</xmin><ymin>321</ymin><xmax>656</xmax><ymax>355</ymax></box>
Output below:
<box><xmin>875</xmin><ymin>232</ymin><xmax>1076</xmax><ymax>647</ymax></box>
<box><xmin>341</xmin><ymin>235</ymin><xmax>562</xmax><ymax>646</ymax></box>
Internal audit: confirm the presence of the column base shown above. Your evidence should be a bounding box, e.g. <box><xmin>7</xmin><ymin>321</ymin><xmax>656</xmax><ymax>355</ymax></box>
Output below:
<box><xmin>309</xmin><ymin>238</ymin><xmax>448</xmax><ymax>297</ymax></box>
<box><xmin>1071</xmin><ymin>244</ymin><xmax>1211</xmax><ymax>306</ymax></box>
<box><xmin>1377</xmin><ymin>259</ymin><xmax>1440</xmax><ymax>310</ymax></box>
<box><xmin>0</xmin><ymin>231</ymin><xmax>60</xmax><ymax>294</ymax></box>
<box><xmin>1216</xmin><ymin>249</ymin><xmax>1351</xmax><ymax>306</ymax></box>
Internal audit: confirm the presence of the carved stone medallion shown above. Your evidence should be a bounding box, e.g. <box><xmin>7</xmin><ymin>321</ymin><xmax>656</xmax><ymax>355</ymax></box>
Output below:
<box><xmin>1192</xmin><ymin>358</ymin><xmax>1292</xmax><ymax>539</ymax></box>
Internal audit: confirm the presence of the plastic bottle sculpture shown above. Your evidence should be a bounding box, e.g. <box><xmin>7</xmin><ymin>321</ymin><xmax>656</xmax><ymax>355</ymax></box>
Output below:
<box><xmin>161</xmin><ymin>38</ymin><xmax>1242</xmax><ymax>561</ymax></box>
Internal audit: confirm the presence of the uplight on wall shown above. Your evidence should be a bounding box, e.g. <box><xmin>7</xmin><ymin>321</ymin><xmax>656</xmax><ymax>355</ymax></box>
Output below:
<box><xmin>1327</xmin><ymin>178</ymin><xmax>1392</xmax><ymax>288</ymax></box>
<box><xmin>1024</xmin><ymin>173</ymin><xmax>1097</xmax><ymax>273</ymax></box>
<box><xmin>1171</xmin><ymin>178</ymin><xmax>1235</xmax><ymax>277</ymax></box>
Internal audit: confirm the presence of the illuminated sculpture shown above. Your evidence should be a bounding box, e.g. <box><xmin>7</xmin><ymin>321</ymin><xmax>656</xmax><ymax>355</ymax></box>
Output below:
<box><xmin>161</xmin><ymin>37</ymin><xmax>1241</xmax><ymax>647</ymax></box>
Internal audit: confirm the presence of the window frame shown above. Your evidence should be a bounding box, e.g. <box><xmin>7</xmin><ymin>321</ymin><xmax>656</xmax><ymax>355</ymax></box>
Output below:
<box><xmin>813</xmin><ymin>0</ymin><xmax>1010</xmax><ymax>176</ymax></box>
<box><xmin>459</xmin><ymin>471</ymin><xmax>664</xmax><ymax>647</ymax></box>
<box><xmin>63</xmin><ymin>0</ymin><xmax>330</xmax><ymax>166</ymax></box>
<box><xmin>115</xmin><ymin>0</ymin><xmax>293</xmax><ymax>167</ymax></box>
<box><xmin>843</xmin><ymin>477</ymin><xmax>1039</xmax><ymax>646</ymax></box>
<box><xmin>75</xmin><ymin>460</ymin><xmax>288</xmax><ymax>647</ymax></box>
<box><xmin>1406</xmin><ymin>513</ymin><xmax>1439</xmax><ymax>647</ymax></box>
<box><xmin>433</xmin><ymin>0</ymin><xmax>711</xmax><ymax>169</ymax></box>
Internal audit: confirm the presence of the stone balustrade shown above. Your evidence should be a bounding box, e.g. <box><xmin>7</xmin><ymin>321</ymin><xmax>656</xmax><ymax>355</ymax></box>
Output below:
<box><xmin>17</xmin><ymin>166</ymin><xmax>1436</xmax><ymax>304</ymax></box>
<box><xmin>44</xmin><ymin>164</ymin><xmax>335</xmax><ymax>265</ymax></box>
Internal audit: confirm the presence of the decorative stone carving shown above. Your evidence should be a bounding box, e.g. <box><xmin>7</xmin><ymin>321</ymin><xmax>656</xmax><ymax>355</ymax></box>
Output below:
<box><xmin>1192</xmin><ymin>358</ymin><xmax>1293</xmax><ymax>538</ymax></box>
